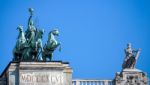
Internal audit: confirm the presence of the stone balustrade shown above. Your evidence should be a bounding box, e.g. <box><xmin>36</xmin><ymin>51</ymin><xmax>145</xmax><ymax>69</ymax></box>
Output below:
<box><xmin>72</xmin><ymin>79</ymin><xmax>113</xmax><ymax>85</ymax></box>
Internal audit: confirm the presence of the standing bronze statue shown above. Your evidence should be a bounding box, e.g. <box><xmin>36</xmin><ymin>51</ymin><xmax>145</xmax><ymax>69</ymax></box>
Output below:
<box><xmin>122</xmin><ymin>43</ymin><xmax>141</xmax><ymax>69</ymax></box>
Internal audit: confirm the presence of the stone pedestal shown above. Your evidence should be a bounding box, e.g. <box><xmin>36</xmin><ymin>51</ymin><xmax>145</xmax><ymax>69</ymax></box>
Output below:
<box><xmin>114</xmin><ymin>68</ymin><xmax>148</xmax><ymax>85</ymax></box>
<box><xmin>0</xmin><ymin>61</ymin><xmax>72</xmax><ymax>85</ymax></box>
<box><xmin>0</xmin><ymin>78</ymin><xmax>6</xmax><ymax>85</ymax></box>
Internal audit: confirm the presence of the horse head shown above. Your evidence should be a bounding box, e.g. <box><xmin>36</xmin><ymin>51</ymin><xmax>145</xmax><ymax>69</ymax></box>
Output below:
<box><xmin>48</xmin><ymin>29</ymin><xmax>61</xmax><ymax>51</ymax></box>
<box><xmin>17</xmin><ymin>25</ymin><xmax>23</xmax><ymax>32</ymax></box>
<box><xmin>16</xmin><ymin>26</ymin><xmax>26</xmax><ymax>49</ymax></box>
<box><xmin>50</xmin><ymin>29</ymin><xmax>59</xmax><ymax>36</ymax></box>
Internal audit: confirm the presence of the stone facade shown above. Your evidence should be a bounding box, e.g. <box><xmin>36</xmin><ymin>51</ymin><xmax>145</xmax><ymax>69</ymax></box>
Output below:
<box><xmin>0</xmin><ymin>78</ymin><xmax>6</xmax><ymax>85</ymax></box>
<box><xmin>0</xmin><ymin>61</ymin><xmax>72</xmax><ymax>85</ymax></box>
<box><xmin>114</xmin><ymin>69</ymin><xmax>148</xmax><ymax>85</ymax></box>
<box><xmin>0</xmin><ymin>62</ymin><xmax>149</xmax><ymax>85</ymax></box>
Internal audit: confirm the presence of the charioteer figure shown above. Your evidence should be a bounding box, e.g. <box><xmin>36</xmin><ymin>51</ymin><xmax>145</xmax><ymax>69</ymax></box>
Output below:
<box><xmin>22</xmin><ymin>8</ymin><xmax>44</xmax><ymax>61</ymax></box>
<box><xmin>25</xmin><ymin>8</ymin><xmax>36</xmax><ymax>43</ymax></box>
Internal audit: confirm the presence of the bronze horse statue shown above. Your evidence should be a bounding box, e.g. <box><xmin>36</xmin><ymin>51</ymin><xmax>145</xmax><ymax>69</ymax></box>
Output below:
<box><xmin>42</xmin><ymin>29</ymin><xmax>61</xmax><ymax>61</ymax></box>
<box><xmin>13</xmin><ymin>26</ymin><xmax>27</xmax><ymax>61</ymax></box>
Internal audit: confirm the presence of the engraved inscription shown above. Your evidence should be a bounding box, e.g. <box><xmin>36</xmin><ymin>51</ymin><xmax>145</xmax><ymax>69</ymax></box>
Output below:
<box><xmin>20</xmin><ymin>72</ymin><xmax>64</xmax><ymax>85</ymax></box>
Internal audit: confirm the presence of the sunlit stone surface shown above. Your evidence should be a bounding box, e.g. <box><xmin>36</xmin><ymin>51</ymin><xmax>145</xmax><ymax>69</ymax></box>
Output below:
<box><xmin>0</xmin><ymin>61</ymin><xmax>72</xmax><ymax>85</ymax></box>
<box><xmin>114</xmin><ymin>68</ymin><xmax>148</xmax><ymax>85</ymax></box>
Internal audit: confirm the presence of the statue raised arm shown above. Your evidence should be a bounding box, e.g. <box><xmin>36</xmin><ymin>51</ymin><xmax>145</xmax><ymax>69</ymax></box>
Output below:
<box><xmin>28</xmin><ymin>8</ymin><xmax>34</xmax><ymax>26</ymax></box>
<box><xmin>25</xmin><ymin>8</ymin><xmax>36</xmax><ymax>41</ymax></box>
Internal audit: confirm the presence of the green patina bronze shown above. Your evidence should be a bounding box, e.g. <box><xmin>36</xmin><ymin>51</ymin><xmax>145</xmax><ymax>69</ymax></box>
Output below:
<box><xmin>13</xmin><ymin>8</ymin><xmax>61</xmax><ymax>62</ymax></box>
<box><xmin>42</xmin><ymin>29</ymin><xmax>61</xmax><ymax>61</ymax></box>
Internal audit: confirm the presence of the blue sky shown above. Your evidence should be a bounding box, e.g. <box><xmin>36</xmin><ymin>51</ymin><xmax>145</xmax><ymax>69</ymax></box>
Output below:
<box><xmin>0</xmin><ymin>0</ymin><xmax>150</xmax><ymax>79</ymax></box>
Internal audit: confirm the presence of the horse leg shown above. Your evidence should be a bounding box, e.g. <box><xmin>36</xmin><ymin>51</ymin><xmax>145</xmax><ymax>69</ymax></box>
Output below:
<box><xmin>42</xmin><ymin>53</ymin><xmax>46</xmax><ymax>62</ymax></box>
<box><xmin>13</xmin><ymin>52</ymin><xmax>17</xmax><ymax>61</ymax></box>
<box><xmin>25</xmin><ymin>49</ymin><xmax>31</xmax><ymax>61</ymax></box>
<box><xmin>35</xmin><ymin>42</ymin><xmax>38</xmax><ymax>51</ymax></box>
<box><xmin>43</xmin><ymin>56</ymin><xmax>46</xmax><ymax>62</ymax></box>
<box><xmin>18</xmin><ymin>53</ymin><xmax>22</xmax><ymax>61</ymax></box>
<box><xmin>57</xmin><ymin>42</ymin><xmax>61</xmax><ymax>52</ymax></box>
<box><xmin>49</xmin><ymin>53</ymin><xmax>53</xmax><ymax>61</ymax></box>
<box><xmin>33</xmin><ymin>53</ymin><xmax>37</xmax><ymax>61</ymax></box>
